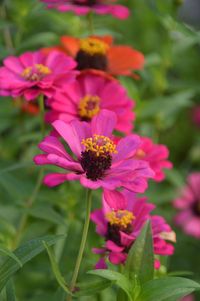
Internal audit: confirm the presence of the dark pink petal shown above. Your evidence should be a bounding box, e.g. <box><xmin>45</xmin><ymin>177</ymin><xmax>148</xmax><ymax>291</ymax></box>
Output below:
<box><xmin>44</xmin><ymin>172</ymin><xmax>80</xmax><ymax>186</ymax></box>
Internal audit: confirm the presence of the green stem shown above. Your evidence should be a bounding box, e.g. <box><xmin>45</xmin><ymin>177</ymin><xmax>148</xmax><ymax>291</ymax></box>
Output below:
<box><xmin>0</xmin><ymin>3</ymin><xmax>14</xmax><ymax>52</ymax></box>
<box><xmin>68</xmin><ymin>189</ymin><xmax>92</xmax><ymax>301</ymax></box>
<box><xmin>87</xmin><ymin>11</ymin><xmax>94</xmax><ymax>35</ymax></box>
<box><xmin>13</xmin><ymin>167</ymin><xmax>44</xmax><ymax>248</ymax></box>
<box><xmin>38</xmin><ymin>94</ymin><xmax>45</xmax><ymax>138</ymax></box>
<box><xmin>13</xmin><ymin>95</ymin><xmax>45</xmax><ymax>248</ymax></box>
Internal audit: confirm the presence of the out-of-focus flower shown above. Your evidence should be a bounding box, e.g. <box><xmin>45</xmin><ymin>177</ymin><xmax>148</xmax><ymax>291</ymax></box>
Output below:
<box><xmin>40</xmin><ymin>0</ymin><xmax>129</xmax><ymax>19</ymax></box>
<box><xmin>91</xmin><ymin>189</ymin><xmax>175</xmax><ymax>268</ymax></box>
<box><xmin>34</xmin><ymin>110</ymin><xmax>154</xmax><ymax>191</ymax></box>
<box><xmin>14</xmin><ymin>98</ymin><xmax>39</xmax><ymax>116</ymax></box>
<box><xmin>46</xmin><ymin>70</ymin><xmax>135</xmax><ymax>135</ymax></box>
<box><xmin>180</xmin><ymin>294</ymin><xmax>194</xmax><ymax>301</ymax></box>
<box><xmin>174</xmin><ymin>173</ymin><xmax>200</xmax><ymax>238</ymax></box>
<box><xmin>43</xmin><ymin>35</ymin><xmax>144</xmax><ymax>78</ymax></box>
<box><xmin>192</xmin><ymin>105</ymin><xmax>200</xmax><ymax>128</ymax></box>
<box><xmin>0</xmin><ymin>51</ymin><xmax>77</xmax><ymax>101</ymax></box>
<box><xmin>135</xmin><ymin>136</ymin><xmax>173</xmax><ymax>182</ymax></box>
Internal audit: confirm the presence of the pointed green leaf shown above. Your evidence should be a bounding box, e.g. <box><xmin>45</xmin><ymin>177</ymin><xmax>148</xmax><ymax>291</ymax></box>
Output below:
<box><xmin>117</xmin><ymin>289</ymin><xmax>128</xmax><ymax>301</ymax></box>
<box><xmin>6</xmin><ymin>280</ymin><xmax>16</xmax><ymax>301</ymax></box>
<box><xmin>0</xmin><ymin>235</ymin><xmax>64</xmax><ymax>292</ymax></box>
<box><xmin>0</xmin><ymin>246</ymin><xmax>22</xmax><ymax>268</ymax></box>
<box><xmin>88</xmin><ymin>269</ymin><xmax>132</xmax><ymax>300</ymax></box>
<box><xmin>136</xmin><ymin>277</ymin><xmax>200</xmax><ymax>301</ymax></box>
<box><xmin>27</xmin><ymin>205</ymin><xmax>66</xmax><ymax>225</ymax></box>
<box><xmin>75</xmin><ymin>279</ymin><xmax>112</xmax><ymax>297</ymax></box>
<box><xmin>125</xmin><ymin>220</ymin><xmax>154</xmax><ymax>284</ymax></box>
<box><xmin>43</xmin><ymin>242</ymin><xmax>71</xmax><ymax>295</ymax></box>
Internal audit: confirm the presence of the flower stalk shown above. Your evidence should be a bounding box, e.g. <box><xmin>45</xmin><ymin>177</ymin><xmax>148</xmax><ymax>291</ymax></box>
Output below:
<box><xmin>68</xmin><ymin>189</ymin><xmax>92</xmax><ymax>300</ymax></box>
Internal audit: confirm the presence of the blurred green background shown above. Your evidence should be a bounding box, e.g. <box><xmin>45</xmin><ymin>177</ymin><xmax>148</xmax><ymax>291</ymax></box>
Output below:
<box><xmin>0</xmin><ymin>0</ymin><xmax>200</xmax><ymax>300</ymax></box>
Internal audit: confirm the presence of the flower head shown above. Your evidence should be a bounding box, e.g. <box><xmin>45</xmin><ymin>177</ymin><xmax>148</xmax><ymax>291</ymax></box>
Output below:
<box><xmin>43</xmin><ymin>35</ymin><xmax>145</xmax><ymax>78</ymax></box>
<box><xmin>46</xmin><ymin>71</ymin><xmax>135</xmax><ymax>134</ymax></box>
<box><xmin>91</xmin><ymin>189</ymin><xmax>175</xmax><ymax>268</ymax></box>
<box><xmin>0</xmin><ymin>51</ymin><xmax>77</xmax><ymax>101</ymax></box>
<box><xmin>174</xmin><ymin>173</ymin><xmax>200</xmax><ymax>238</ymax></box>
<box><xmin>192</xmin><ymin>105</ymin><xmax>200</xmax><ymax>128</ymax></box>
<box><xmin>34</xmin><ymin>110</ymin><xmax>154</xmax><ymax>191</ymax></box>
<box><xmin>40</xmin><ymin>0</ymin><xmax>130</xmax><ymax>19</ymax></box>
<box><xmin>135</xmin><ymin>137</ymin><xmax>173</xmax><ymax>182</ymax></box>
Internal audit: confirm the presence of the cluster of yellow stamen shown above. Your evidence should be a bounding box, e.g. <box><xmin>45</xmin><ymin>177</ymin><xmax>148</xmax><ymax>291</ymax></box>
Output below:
<box><xmin>106</xmin><ymin>210</ymin><xmax>135</xmax><ymax>228</ymax></box>
<box><xmin>21</xmin><ymin>64</ymin><xmax>51</xmax><ymax>81</ymax></box>
<box><xmin>78</xmin><ymin>95</ymin><xmax>100</xmax><ymax>119</ymax></box>
<box><xmin>79</xmin><ymin>37</ymin><xmax>109</xmax><ymax>56</ymax></box>
<box><xmin>81</xmin><ymin>134</ymin><xmax>117</xmax><ymax>157</ymax></box>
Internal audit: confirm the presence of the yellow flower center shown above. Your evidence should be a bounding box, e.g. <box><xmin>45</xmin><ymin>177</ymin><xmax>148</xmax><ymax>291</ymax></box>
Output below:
<box><xmin>21</xmin><ymin>64</ymin><xmax>51</xmax><ymax>81</ymax></box>
<box><xmin>80</xmin><ymin>37</ymin><xmax>109</xmax><ymax>56</ymax></box>
<box><xmin>106</xmin><ymin>210</ymin><xmax>135</xmax><ymax>228</ymax></box>
<box><xmin>78</xmin><ymin>95</ymin><xmax>100</xmax><ymax>120</ymax></box>
<box><xmin>81</xmin><ymin>134</ymin><xmax>117</xmax><ymax>157</ymax></box>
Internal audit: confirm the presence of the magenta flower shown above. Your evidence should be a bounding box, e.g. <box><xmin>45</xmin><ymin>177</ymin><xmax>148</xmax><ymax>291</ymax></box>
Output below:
<box><xmin>91</xmin><ymin>189</ymin><xmax>175</xmax><ymax>268</ymax></box>
<box><xmin>34</xmin><ymin>110</ymin><xmax>154</xmax><ymax>191</ymax></box>
<box><xmin>41</xmin><ymin>0</ymin><xmax>130</xmax><ymax>19</ymax></box>
<box><xmin>135</xmin><ymin>136</ymin><xmax>172</xmax><ymax>182</ymax></box>
<box><xmin>192</xmin><ymin>105</ymin><xmax>200</xmax><ymax>128</ymax></box>
<box><xmin>0</xmin><ymin>51</ymin><xmax>77</xmax><ymax>101</ymax></box>
<box><xmin>174</xmin><ymin>173</ymin><xmax>200</xmax><ymax>239</ymax></box>
<box><xmin>45</xmin><ymin>71</ymin><xmax>135</xmax><ymax>135</ymax></box>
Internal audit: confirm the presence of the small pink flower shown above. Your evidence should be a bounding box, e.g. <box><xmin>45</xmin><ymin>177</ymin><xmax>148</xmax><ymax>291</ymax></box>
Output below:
<box><xmin>91</xmin><ymin>189</ymin><xmax>175</xmax><ymax>268</ymax></box>
<box><xmin>192</xmin><ymin>105</ymin><xmax>200</xmax><ymax>128</ymax></box>
<box><xmin>34</xmin><ymin>110</ymin><xmax>154</xmax><ymax>191</ymax></box>
<box><xmin>41</xmin><ymin>0</ymin><xmax>130</xmax><ymax>19</ymax></box>
<box><xmin>174</xmin><ymin>173</ymin><xmax>200</xmax><ymax>239</ymax></box>
<box><xmin>0</xmin><ymin>51</ymin><xmax>77</xmax><ymax>101</ymax></box>
<box><xmin>180</xmin><ymin>295</ymin><xmax>194</xmax><ymax>301</ymax></box>
<box><xmin>135</xmin><ymin>136</ymin><xmax>173</xmax><ymax>182</ymax></box>
<box><xmin>46</xmin><ymin>71</ymin><xmax>135</xmax><ymax>135</ymax></box>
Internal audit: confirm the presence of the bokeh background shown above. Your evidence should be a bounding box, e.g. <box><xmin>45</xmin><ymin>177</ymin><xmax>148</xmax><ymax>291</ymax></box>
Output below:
<box><xmin>0</xmin><ymin>0</ymin><xmax>200</xmax><ymax>300</ymax></box>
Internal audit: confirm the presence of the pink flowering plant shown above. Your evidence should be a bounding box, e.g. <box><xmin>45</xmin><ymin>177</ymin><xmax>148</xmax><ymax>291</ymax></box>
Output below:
<box><xmin>0</xmin><ymin>0</ymin><xmax>200</xmax><ymax>301</ymax></box>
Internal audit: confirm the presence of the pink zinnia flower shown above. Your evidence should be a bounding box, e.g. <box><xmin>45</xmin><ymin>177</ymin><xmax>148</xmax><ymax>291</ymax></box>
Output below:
<box><xmin>41</xmin><ymin>0</ymin><xmax>130</xmax><ymax>19</ymax></box>
<box><xmin>192</xmin><ymin>105</ymin><xmax>200</xmax><ymax>128</ymax></box>
<box><xmin>34</xmin><ymin>110</ymin><xmax>154</xmax><ymax>191</ymax></box>
<box><xmin>45</xmin><ymin>71</ymin><xmax>135</xmax><ymax>135</ymax></box>
<box><xmin>174</xmin><ymin>173</ymin><xmax>200</xmax><ymax>238</ymax></box>
<box><xmin>180</xmin><ymin>295</ymin><xmax>194</xmax><ymax>301</ymax></box>
<box><xmin>135</xmin><ymin>136</ymin><xmax>173</xmax><ymax>182</ymax></box>
<box><xmin>91</xmin><ymin>189</ymin><xmax>175</xmax><ymax>268</ymax></box>
<box><xmin>0</xmin><ymin>51</ymin><xmax>77</xmax><ymax>101</ymax></box>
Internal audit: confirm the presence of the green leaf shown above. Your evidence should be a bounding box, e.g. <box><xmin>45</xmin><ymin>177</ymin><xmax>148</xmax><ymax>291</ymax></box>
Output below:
<box><xmin>0</xmin><ymin>246</ymin><xmax>22</xmax><ymax>268</ymax></box>
<box><xmin>88</xmin><ymin>269</ymin><xmax>132</xmax><ymax>300</ymax></box>
<box><xmin>136</xmin><ymin>277</ymin><xmax>200</xmax><ymax>301</ymax></box>
<box><xmin>26</xmin><ymin>205</ymin><xmax>66</xmax><ymax>225</ymax></box>
<box><xmin>43</xmin><ymin>242</ymin><xmax>71</xmax><ymax>295</ymax></box>
<box><xmin>117</xmin><ymin>289</ymin><xmax>128</xmax><ymax>301</ymax></box>
<box><xmin>0</xmin><ymin>235</ymin><xmax>64</xmax><ymax>292</ymax></box>
<box><xmin>75</xmin><ymin>279</ymin><xmax>112</xmax><ymax>297</ymax></box>
<box><xmin>6</xmin><ymin>280</ymin><xmax>16</xmax><ymax>301</ymax></box>
<box><xmin>125</xmin><ymin>220</ymin><xmax>154</xmax><ymax>284</ymax></box>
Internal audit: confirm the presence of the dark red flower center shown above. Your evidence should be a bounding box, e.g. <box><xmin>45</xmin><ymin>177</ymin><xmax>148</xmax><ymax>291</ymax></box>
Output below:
<box><xmin>80</xmin><ymin>134</ymin><xmax>117</xmax><ymax>181</ymax></box>
<box><xmin>106</xmin><ymin>210</ymin><xmax>134</xmax><ymax>246</ymax></box>
<box><xmin>76</xmin><ymin>38</ymin><xmax>108</xmax><ymax>71</ymax></box>
<box><xmin>192</xmin><ymin>201</ymin><xmax>200</xmax><ymax>216</ymax></box>
<box><xmin>73</xmin><ymin>0</ymin><xmax>96</xmax><ymax>6</ymax></box>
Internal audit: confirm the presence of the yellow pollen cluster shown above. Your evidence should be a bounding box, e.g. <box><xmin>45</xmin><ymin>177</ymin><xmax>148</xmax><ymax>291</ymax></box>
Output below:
<box><xmin>78</xmin><ymin>95</ymin><xmax>100</xmax><ymax>119</ymax></box>
<box><xmin>106</xmin><ymin>210</ymin><xmax>135</xmax><ymax>228</ymax></box>
<box><xmin>80</xmin><ymin>37</ymin><xmax>109</xmax><ymax>56</ymax></box>
<box><xmin>81</xmin><ymin>134</ymin><xmax>117</xmax><ymax>157</ymax></box>
<box><xmin>21</xmin><ymin>64</ymin><xmax>51</xmax><ymax>81</ymax></box>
